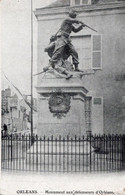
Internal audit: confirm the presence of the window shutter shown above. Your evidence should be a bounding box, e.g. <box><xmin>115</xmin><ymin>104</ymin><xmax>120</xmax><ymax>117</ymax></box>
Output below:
<box><xmin>92</xmin><ymin>35</ymin><xmax>102</xmax><ymax>69</ymax></box>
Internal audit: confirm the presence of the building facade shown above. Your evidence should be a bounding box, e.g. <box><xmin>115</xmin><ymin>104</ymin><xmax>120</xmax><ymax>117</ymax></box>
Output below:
<box><xmin>35</xmin><ymin>0</ymin><xmax>125</xmax><ymax>135</ymax></box>
<box><xmin>1</xmin><ymin>87</ymin><xmax>38</xmax><ymax>135</ymax></box>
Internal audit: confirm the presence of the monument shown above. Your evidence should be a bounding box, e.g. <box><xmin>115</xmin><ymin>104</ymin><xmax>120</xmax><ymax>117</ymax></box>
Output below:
<box><xmin>26</xmin><ymin>10</ymin><xmax>101</xmax><ymax>167</ymax></box>
<box><xmin>36</xmin><ymin>9</ymin><xmax>94</xmax><ymax>137</ymax></box>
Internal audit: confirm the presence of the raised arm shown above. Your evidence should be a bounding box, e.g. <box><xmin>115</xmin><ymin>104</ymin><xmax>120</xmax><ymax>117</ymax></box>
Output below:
<box><xmin>72</xmin><ymin>24</ymin><xmax>85</xmax><ymax>33</ymax></box>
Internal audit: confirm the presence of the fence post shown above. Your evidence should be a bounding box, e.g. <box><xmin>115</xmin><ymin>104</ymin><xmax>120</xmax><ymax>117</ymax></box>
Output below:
<box><xmin>36</xmin><ymin>135</ymin><xmax>38</xmax><ymax>171</ymax></box>
<box><xmin>78</xmin><ymin>136</ymin><xmax>80</xmax><ymax>172</ymax></box>
<box><xmin>44</xmin><ymin>135</ymin><xmax>46</xmax><ymax>172</ymax></box>
<box><xmin>55</xmin><ymin>137</ymin><xmax>57</xmax><ymax>172</ymax></box>
<box><xmin>67</xmin><ymin>135</ymin><xmax>69</xmax><ymax>173</ymax></box>
<box><xmin>59</xmin><ymin>135</ymin><xmax>61</xmax><ymax>172</ymax></box>
<box><xmin>51</xmin><ymin>135</ymin><xmax>53</xmax><ymax>172</ymax></box>
<box><xmin>11</xmin><ymin>134</ymin><xmax>13</xmax><ymax>162</ymax></box>
<box><xmin>122</xmin><ymin>135</ymin><xmax>125</xmax><ymax>169</ymax></box>
<box><xmin>89</xmin><ymin>134</ymin><xmax>92</xmax><ymax>172</ymax></box>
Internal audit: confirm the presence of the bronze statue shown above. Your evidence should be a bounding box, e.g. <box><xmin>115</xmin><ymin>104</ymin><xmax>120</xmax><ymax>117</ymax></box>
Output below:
<box><xmin>44</xmin><ymin>9</ymin><xmax>85</xmax><ymax>79</ymax></box>
<box><xmin>34</xmin><ymin>9</ymin><xmax>97</xmax><ymax>79</ymax></box>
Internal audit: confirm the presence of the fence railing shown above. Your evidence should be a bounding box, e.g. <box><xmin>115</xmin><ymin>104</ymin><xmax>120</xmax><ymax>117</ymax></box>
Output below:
<box><xmin>1</xmin><ymin>134</ymin><xmax>125</xmax><ymax>172</ymax></box>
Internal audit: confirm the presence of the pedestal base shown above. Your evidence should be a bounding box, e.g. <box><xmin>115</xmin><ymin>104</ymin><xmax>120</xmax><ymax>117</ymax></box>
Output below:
<box><xmin>36</xmin><ymin>77</ymin><xmax>91</xmax><ymax>137</ymax></box>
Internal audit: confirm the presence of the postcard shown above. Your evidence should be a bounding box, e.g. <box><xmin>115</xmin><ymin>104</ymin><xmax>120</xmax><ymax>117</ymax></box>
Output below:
<box><xmin>1</xmin><ymin>0</ymin><xmax>125</xmax><ymax>195</ymax></box>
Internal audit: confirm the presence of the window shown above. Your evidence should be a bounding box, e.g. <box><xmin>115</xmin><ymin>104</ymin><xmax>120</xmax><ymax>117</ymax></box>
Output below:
<box><xmin>70</xmin><ymin>0</ymin><xmax>92</xmax><ymax>5</ymax></box>
<box><xmin>70</xmin><ymin>34</ymin><xmax>102</xmax><ymax>70</ymax></box>
<box><xmin>92</xmin><ymin>35</ymin><xmax>102</xmax><ymax>69</ymax></box>
<box><xmin>71</xmin><ymin>35</ymin><xmax>91</xmax><ymax>69</ymax></box>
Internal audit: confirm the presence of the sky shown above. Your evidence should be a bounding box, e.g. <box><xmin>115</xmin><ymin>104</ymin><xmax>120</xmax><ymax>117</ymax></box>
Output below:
<box><xmin>1</xmin><ymin>0</ymin><xmax>56</xmax><ymax>97</ymax></box>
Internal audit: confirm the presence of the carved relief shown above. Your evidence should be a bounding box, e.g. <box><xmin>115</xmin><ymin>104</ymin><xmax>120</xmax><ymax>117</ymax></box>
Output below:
<box><xmin>48</xmin><ymin>91</ymin><xmax>71</xmax><ymax>119</ymax></box>
<box><xmin>85</xmin><ymin>97</ymin><xmax>92</xmax><ymax>132</ymax></box>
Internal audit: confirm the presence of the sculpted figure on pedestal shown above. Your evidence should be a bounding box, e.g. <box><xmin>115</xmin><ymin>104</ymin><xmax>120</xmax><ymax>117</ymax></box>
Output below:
<box><xmin>33</xmin><ymin>9</ymin><xmax>97</xmax><ymax>79</ymax></box>
<box><xmin>44</xmin><ymin>9</ymin><xmax>85</xmax><ymax>79</ymax></box>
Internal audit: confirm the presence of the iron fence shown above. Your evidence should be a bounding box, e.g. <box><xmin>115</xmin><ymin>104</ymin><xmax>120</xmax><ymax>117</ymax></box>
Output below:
<box><xmin>1</xmin><ymin>134</ymin><xmax>125</xmax><ymax>172</ymax></box>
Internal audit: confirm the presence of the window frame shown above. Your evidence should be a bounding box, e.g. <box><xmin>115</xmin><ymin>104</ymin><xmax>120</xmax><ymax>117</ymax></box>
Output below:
<box><xmin>70</xmin><ymin>34</ymin><xmax>92</xmax><ymax>70</ymax></box>
<box><xmin>91</xmin><ymin>34</ymin><xmax>102</xmax><ymax>70</ymax></box>
<box><xmin>70</xmin><ymin>0</ymin><xmax>92</xmax><ymax>6</ymax></box>
<box><xmin>70</xmin><ymin>34</ymin><xmax>102</xmax><ymax>70</ymax></box>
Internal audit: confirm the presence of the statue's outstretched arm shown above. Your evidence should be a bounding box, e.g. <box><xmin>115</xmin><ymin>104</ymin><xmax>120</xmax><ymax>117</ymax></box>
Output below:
<box><xmin>72</xmin><ymin>24</ymin><xmax>84</xmax><ymax>33</ymax></box>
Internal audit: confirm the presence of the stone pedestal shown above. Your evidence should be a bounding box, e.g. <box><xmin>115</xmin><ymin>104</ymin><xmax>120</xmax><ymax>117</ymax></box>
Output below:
<box><xmin>36</xmin><ymin>77</ymin><xmax>91</xmax><ymax>137</ymax></box>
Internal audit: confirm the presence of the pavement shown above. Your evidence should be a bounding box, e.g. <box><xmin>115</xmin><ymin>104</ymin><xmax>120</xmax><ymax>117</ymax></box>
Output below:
<box><xmin>0</xmin><ymin>170</ymin><xmax>125</xmax><ymax>195</ymax></box>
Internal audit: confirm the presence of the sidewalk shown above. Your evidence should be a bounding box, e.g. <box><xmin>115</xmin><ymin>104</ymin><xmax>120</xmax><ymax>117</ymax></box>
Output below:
<box><xmin>1</xmin><ymin>170</ymin><xmax>125</xmax><ymax>195</ymax></box>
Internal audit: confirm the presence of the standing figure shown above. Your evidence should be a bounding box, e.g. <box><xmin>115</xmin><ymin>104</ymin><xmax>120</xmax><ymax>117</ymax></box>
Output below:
<box><xmin>3</xmin><ymin>124</ymin><xmax>8</xmax><ymax>136</ymax></box>
<box><xmin>44</xmin><ymin>9</ymin><xmax>85</xmax><ymax>79</ymax></box>
<box><xmin>50</xmin><ymin>10</ymin><xmax>85</xmax><ymax>70</ymax></box>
